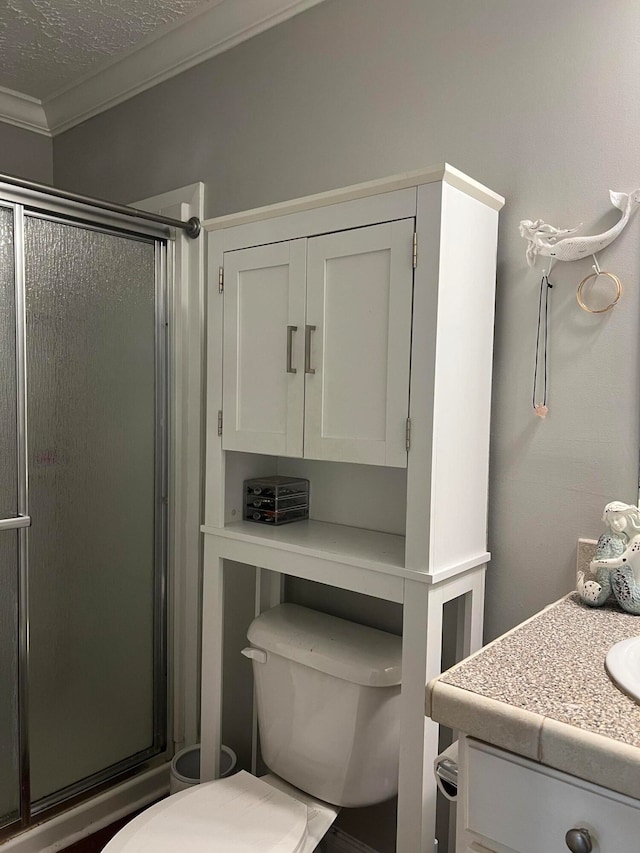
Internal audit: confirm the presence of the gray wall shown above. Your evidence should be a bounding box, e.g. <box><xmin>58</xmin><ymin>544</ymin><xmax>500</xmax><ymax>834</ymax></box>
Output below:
<box><xmin>54</xmin><ymin>0</ymin><xmax>640</xmax><ymax>640</ymax></box>
<box><xmin>0</xmin><ymin>123</ymin><xmax>52</xmax><ymax>183</ymax></box>
<box><xmin>53</xmin><ymin>0</ymin><xmax>640</xmax><ymax>638</ymax></box>
<box><xmin>50</xmin><ymin>0</ymin><xmax>640</xmax><ymax>847</ymax></box>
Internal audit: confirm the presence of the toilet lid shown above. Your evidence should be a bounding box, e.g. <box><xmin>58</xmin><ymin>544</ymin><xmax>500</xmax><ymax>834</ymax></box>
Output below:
<box><xmin>103</xmin><ymin>772</ymin><xmax>308</xmax><ymax>853</ymax></box>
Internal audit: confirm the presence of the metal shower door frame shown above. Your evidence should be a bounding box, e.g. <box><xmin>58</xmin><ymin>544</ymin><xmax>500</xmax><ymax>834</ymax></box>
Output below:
<box><xmin>0</xmin><ymin>197</ymin><xmax>170</xmax><ymax>837</ymax></box>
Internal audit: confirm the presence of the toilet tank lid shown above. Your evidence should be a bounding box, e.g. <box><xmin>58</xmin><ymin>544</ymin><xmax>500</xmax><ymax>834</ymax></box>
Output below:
<box><xmin>247</xmin><ymin>604</ymin><xmax>402</xmax><ymax>687</ymax></box>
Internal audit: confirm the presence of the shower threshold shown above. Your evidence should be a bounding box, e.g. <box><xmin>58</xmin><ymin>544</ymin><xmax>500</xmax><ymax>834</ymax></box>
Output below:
<box><xmin>0</xmin><ymin>765</ymin><xmax>168</xmax><ymax>853</ymax></box>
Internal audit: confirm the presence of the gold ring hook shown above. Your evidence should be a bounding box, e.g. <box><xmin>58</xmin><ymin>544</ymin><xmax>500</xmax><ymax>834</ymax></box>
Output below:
<box><xmin>576</xmin><ymin>271</ymin><xmax>622</xmax><ymax>314</ymax></box>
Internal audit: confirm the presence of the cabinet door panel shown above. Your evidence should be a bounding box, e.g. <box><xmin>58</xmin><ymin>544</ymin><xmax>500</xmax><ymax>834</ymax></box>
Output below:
<box><xmin>467</xmin><ymin>741</ymin><xmax>640</xmax><ymax>853</ymax></box>
<box><xmin>304</xmin><ymin>220</ymin><xmax>413</xmax><ymax>467</ymax></box>
<box><xmin>222</xmin><ymin>240</ymin><xmax>305</xmax><ymax>456</ymax></box>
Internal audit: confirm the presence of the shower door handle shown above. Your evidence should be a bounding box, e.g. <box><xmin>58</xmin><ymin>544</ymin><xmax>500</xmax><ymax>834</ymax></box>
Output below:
<box><xmin>0</xmin><ymin>515</ymin><xmax>31</xmax><ymax>531</ymax></box>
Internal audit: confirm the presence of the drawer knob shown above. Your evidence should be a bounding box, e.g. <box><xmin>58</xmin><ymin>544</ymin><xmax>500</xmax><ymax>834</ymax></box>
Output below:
<box><xmin>565</xmin><ymin>828</ymin><xmax>593</xmax><ymax>853</ymax></box>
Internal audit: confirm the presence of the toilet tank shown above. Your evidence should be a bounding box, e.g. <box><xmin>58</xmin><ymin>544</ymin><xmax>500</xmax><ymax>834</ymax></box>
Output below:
<box><xmin>245</xmin><ymin>604</ymin><xmax>401</xmax><ymax>808</ymax></box>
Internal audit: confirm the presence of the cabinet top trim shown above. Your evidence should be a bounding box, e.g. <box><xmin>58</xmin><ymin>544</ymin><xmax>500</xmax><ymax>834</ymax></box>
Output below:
<box><xmin>203</xmin><ymin>164</ymin><xmax>505</xmax><ymax>232</ymax></box>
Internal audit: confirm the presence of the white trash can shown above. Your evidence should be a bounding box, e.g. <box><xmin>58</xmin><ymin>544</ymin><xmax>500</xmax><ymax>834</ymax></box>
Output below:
<box><xmin>170</xmin><ymin>744</ymin><xmax>237</xmax><ymax>794</ymax></box>
<box><xmin>434</xmin><ymin>740</ymin><xmax>458</xmax><ymax>802</ymax></box>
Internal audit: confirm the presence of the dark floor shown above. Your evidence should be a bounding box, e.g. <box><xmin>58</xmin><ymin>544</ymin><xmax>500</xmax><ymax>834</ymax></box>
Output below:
<box><xmin>60</xmin><ymin>810</ymin><xmax>142</xmax><ymax>853</ymax></box>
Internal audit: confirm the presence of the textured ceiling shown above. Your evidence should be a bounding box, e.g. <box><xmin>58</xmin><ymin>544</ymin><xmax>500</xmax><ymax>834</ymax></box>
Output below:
<box><xmin>0</xmin><ymin>0</ymin><xmax>215</xmax><ymax>100</ymax></box>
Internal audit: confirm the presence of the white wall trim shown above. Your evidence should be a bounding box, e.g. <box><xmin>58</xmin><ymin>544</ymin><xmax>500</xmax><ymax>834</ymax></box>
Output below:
<box><xmin>0</xmin><ymin>765</ymin><xmax>169</xmax><ymax>853</ymax></box>
<box><xmin>136</xmin><ymin>183</ymin><xmax>206</xmax><ymax>751</ymax></box>
<box><xmin>42</xmin><ymin>0</ymin><xmax>326</xmax><ymax>136</ymax></box>
<box><xmin>0</xmin><ymin>86</ymin><xmax>49</xmax><ymax>137</ymax></box>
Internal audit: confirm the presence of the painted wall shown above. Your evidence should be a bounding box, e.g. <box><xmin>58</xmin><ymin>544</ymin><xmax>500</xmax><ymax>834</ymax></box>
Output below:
<box><xmin>49</xmin><ymin>0</ymin><xmax>640</xmax><ymax>847</ymax></box>
<box><xmin>0</xmin><ymin>123</ymin><xmax>52</xmax><ymax>183</ymax></box>
<box><xmin>54</xmin><ymin>0</ymin><xmax>640</xmax><ymax>640</ymax></box>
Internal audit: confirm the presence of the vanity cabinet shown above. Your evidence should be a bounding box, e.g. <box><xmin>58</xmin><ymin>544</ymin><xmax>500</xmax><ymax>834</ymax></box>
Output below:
<box><xmin>201</xmin><ymin>165</ymin><xmax>504</xmax><ymax>853</ymax></box>
<box><xmin>222</xmin><ymin>219</ymin><xmax>414</xmax><ymax>467</ymax></box>
<box><xmin>458</xmin><ymin>738</ymin><xmax>640</xmax><ymax>853</ymax></box>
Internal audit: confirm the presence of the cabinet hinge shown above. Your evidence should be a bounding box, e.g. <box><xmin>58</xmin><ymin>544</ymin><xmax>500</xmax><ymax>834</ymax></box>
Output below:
<box><xmin>218</xmin><ymin>266</ymin><xmax>224</xmax><ymax>293</ymax></box>
<box><xmin>405</xmin><ymin>417</ymin><xmax>411</xmax><ymax>451</ymax></box>
<box><xmin>412</xmin><ymin>232</ymin><xmax>417</xmax><ymax>269</ymax></box>
<box><xmin>217</xmin><ymin>410</ymin><xmax>223</xmax><ymax>436</ymax></box>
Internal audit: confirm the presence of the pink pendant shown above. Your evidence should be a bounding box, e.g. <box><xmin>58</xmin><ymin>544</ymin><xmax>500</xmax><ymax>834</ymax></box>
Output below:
<box><xmin>534</xmin><ymin>404</ymin><xmax>548</xmax><ymax>418</ymax></box>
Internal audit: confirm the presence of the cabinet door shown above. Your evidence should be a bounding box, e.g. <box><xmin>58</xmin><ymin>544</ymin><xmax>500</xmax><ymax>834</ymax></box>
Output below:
<box><xmin>222</xmin><ymin>240</ymin><xmax>306</xmax><ymax>456</ymax></box>
<box><xmin>466</xmin><ymin>740</ymin><xmax>640</xmax><ymax>853</ymax></box>
<box><xmin>304</xmin><ymin>220</ymin><xmax>414</xmax><ymax>467</ymax></box>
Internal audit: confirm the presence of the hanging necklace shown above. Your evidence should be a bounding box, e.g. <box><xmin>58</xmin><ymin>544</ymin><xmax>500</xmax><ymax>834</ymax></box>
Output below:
<box><xmin>532</xmin><ymin>273</ymin><xmax>552</xmax><ymax>418</ymax></box>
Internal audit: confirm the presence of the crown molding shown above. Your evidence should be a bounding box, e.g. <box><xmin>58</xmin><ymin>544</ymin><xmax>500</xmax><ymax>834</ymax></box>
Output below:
<box><xmin>43</xmin><ymin>0</ymin><xmax>326</xmax><ymax>136</ymax></box>
<box><xmin>0</xmin><ymin>86</ymin><xmax>49</xmax><ymax>137</ymax></box>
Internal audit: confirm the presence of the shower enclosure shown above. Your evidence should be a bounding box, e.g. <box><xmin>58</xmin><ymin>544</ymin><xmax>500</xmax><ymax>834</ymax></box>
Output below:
<box><xmin>0</xmin><ymin>189</ymin><xmax>168</xmax><ymax>837</ymax></box>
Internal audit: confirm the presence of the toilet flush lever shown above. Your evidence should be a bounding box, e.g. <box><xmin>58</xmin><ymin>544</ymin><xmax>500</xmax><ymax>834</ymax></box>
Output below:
<box><xmin>241</xmin><ymin>647</ymin><xmax>267</xmax><ymax>664</ymax></box>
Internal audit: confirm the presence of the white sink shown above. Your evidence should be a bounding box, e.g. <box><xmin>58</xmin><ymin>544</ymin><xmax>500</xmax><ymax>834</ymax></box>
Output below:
<box><xmin>605</xmin><ymin>637</ymin><xmax>640</xmax><ymax>704</ymax></box>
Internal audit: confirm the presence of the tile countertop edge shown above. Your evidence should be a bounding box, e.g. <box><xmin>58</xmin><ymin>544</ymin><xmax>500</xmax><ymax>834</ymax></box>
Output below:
<box><xmin>427</xmin><ymin>591</ymin><xmax>640</xmax><ymax>802</ymax></box>
<box><xmin>540</xmin><ymin>716</ymin><xmax>640</xmax><ymax>801</ymax></box>
<box><xmin>427</xmin><ymin>679</ymin><xmax>640</xmax><ymax>800</ymax></box>
<box><xmin>424</xmin><ymin>595</ymin><xmax>566</xmax><ymax>756</ymax></box>
<box><xmin>427</xmin><ymin>680</ymin><xmax>544</xmax><ymax>762</ymax></box>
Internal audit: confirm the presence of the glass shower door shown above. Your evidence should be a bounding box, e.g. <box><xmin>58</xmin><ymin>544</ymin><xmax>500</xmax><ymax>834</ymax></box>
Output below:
<box><xmin>0</xmin><ymin>206</ymin><xmax>21</xmax><ymax>829</ymax></box>
<box><xmin>24</xmin><ymin>217</ymin><xmax>166</xmax><ymax>807</ymax></box>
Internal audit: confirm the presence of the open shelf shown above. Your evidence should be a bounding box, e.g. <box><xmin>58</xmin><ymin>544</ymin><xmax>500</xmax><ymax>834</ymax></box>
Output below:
<box><xmin>203</xmin><ymin>518</ymin><xmax>407</xmax><ymax>576</ymax></box>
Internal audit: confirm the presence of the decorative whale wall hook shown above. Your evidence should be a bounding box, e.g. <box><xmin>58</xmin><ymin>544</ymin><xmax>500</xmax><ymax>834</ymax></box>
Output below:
<box><xmin>520</xmin><ymin>189</ymin><xmax>640</xmax><ymax>267</ymax></box>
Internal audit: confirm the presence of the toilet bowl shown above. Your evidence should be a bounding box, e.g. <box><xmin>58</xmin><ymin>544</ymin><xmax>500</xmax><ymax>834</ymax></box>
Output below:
<box><xmin>102</xmin><ymin>770</ymin><xmax>339</xmax><ymax>853</ymax></box>
<box><xmin>104</xmin><ymin>604</ymin><xmax>401</xmax><ymax>851</ymax></box>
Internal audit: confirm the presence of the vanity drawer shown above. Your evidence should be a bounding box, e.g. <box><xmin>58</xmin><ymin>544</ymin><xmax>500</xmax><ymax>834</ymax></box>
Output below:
<box><xmin>465</xmin><ymin>739</ymin><xmax>640</xmax><ymax>853</ymax></box>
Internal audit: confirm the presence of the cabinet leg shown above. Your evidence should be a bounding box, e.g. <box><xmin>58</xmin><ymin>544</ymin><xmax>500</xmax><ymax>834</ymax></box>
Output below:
<box><xmin>397</xmin><ymin>581</ymin><xmax>443</xmax><ymax>853</ymax></box>
<box><xmin>251</xmin><ymin>569</ymin><xmax>284</xmax><ymax>774</ymax></box>
<box><xmin>455</xmin><ymin>568</ymin><xmax>485</xmax><ymax>661</ymax></box>
<box><xmin>255</xmin><ymin>567</ymin><xmax>284</xmax><ymax>616</ymax></box>
<box><xmin>200</xmin><ymin>541</ymin><xmax>224</xmax><ymax>781</ymax></box>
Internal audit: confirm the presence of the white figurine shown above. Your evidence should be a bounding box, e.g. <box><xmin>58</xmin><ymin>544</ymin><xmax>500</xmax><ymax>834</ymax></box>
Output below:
<box><xmin>591</xmin><ymin>535</ymin><xmax>640</xmax><ymax>616</ymax></box>
<box><xmin>520</xmin><ymin>189</ymin><xmax>640</xmax><ymax>267</ymax></box>
<box><xmin>578</xmin><ymin>501</ymin><xmax>640</xmax><ymax>615</ymax></box>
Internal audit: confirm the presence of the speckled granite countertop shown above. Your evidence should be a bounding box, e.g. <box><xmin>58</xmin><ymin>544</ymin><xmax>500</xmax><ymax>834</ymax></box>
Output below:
<box><xmin>427</xmin><ymin>593</ymin><xmax>640</xmax><ymax>799</ymax></box>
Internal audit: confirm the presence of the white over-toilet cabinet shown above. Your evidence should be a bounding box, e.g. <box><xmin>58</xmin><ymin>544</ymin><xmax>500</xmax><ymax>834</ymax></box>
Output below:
<box><xmin>200</xmin><ymin>166</ymin><xmax>504</xmax><ymax>853</ymax></box>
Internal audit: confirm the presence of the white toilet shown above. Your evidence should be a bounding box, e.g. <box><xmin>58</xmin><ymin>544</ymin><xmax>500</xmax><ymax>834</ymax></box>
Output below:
<box><xmin>104</xmin><ymin>604</ymin><xmax>402</xmax><ymax>852</ymax></box>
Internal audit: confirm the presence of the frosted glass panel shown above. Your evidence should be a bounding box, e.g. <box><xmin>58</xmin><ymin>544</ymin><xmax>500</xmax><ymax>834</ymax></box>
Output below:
<box><xmin>0</xmin><ymin>207</ymin><xmax>17</xmax><ymax>519</ymax></box>
<box><xmin>0</xmin><ymin>206</ymin><xmax>19</xmax><ymax>825</ymax></box>
<box><xmin>0</xmin><ymin>532</ymin><xmax>19</xmax><ymax>825</ymax></box>
<box><xmin>24</xmin><ymin>219</ymin><xmax>159</xmax><ymax>803</ymax></box>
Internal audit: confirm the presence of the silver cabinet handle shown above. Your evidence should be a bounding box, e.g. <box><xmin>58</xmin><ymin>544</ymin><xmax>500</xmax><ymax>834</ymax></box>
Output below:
<box><xmin>305</xmin><ymin>324</ymin><xmax>316</xmax><ymax>375</ymax></box>
<box><xmin>286</xmin><ymin>325</ymin><xmax>297</xmax><ymax>373</ymax></box>
<box><xmin>565</xmin><ymin>828</ymin><xmax>593</xmax><ymax>853</ymax></box>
